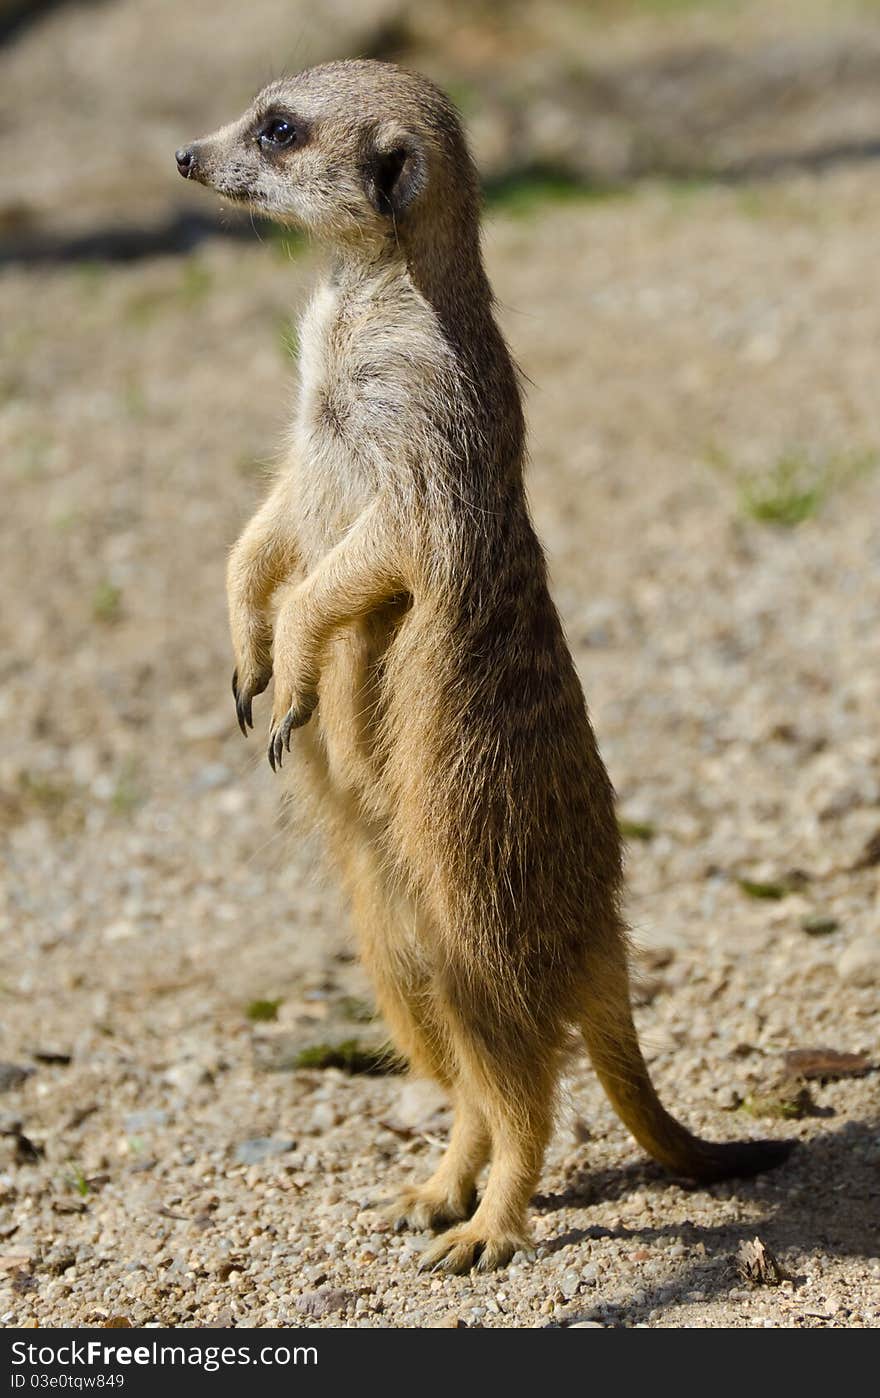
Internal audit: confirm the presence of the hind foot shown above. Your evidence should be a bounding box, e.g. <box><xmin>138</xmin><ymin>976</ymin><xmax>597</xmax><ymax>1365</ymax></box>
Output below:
<box><xmin>417</xmin><ymin>1220</ymin><xmax>531</xmax><ymax>1274</ymax></box>
<box><xmin>384</xmin><ymin>1182</ymin><xmax>477</xmax><ymax>1233</ymax></box>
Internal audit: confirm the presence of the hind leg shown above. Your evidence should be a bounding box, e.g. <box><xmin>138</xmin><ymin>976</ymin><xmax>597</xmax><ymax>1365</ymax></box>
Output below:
<box><xmin>346</xmin><ymin>871</ymin><xmax>491</xmax><ymax>1228</ymax></box>
<box><xmin>374</xmin><ymin>976</ymin><xmax>492</xmax><ymax>1228</ymax></box>
<box><xmin>419</xmin><ymin>1029</ymin><xmax>557</xmax><ymax>1273</ymax></box>
<box><xmin>387</xmin><ymin>1090</ymin><xmax>490</xmax><ymax>1230</ymax></box>
<box><xmin>364</xmin><ymin>915</ymin><xmax>492</xmax><ymax>1229</ymax></box>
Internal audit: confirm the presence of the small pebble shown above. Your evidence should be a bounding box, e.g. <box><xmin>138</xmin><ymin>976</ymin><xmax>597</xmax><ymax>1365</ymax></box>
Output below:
<box><xmin>838</xmin><ymin>936</ymin><xmax>880</xmax><ymax>987</ymax></box>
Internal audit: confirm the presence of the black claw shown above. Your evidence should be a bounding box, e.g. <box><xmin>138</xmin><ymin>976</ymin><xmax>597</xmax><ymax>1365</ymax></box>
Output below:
<box><xmin>233</xmin><ymin>668</ymin><xmax>258</xmax><ymax>737</ymax></box>
<box><xmin>233</xmin><ymin>670</ymin><xmax>249</xmax><ymax>737</ymax></box>
<box><xmin>268</xmin><ymin>722</ymin><xmax>286</xmax><ymax>771</ymax></box>
<box><xmin>266</xmin><ymin>700</ymin><xmax>317</xmax><ymax>772</ymax></box>
<box><xmin>270</xmin><ymin>717</ymin><xmax>289</xmax><ymax>771</ymax></box>
<box><xmin>238</xmin><ymin>696</ymin><xmax>253</xmax><ymax>737</ymax></box>
<box><xmin>232</xmin><ymin>666</ymin><xmax>273</xmax><ymax>738</ymax></box>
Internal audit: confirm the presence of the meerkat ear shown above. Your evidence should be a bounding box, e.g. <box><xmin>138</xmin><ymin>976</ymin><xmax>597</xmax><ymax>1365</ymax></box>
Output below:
<box><xmin>364</xmin><ymin>131</ymin><xmax>426</xmax><ymax>219</ymax></box>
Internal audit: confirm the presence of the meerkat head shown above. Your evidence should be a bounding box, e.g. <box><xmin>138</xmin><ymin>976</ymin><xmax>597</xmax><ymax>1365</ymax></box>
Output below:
<box><xmin>175</xmin><ymin>60</ymin><xmax>480</xmax><ymax>254</ymax></box>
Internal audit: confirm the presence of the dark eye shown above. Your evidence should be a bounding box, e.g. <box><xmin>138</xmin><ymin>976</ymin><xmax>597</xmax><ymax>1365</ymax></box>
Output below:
<box><xmin>259</xmin><ymin>116</ymin><xmax>301</xmax><ymax>150</ymax></box>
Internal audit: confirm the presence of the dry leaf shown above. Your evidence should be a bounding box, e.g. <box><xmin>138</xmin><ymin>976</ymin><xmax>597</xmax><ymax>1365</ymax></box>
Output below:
<box><xmin>736</xmin><ymin>1237</ymin><xmax>784</xmax><ymax>1286</ymax></box>
<box><xmin>782</xmin><ymin>1048</ymin><xmax>870</xmax><ymax>1080</ymax></box>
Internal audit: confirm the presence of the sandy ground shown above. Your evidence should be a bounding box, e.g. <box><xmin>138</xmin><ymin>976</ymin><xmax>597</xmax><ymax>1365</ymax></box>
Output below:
<box><xmin>1</xmin><ymin>160</ymin><xmax>878</xmax><ymax>1327</ymax></box>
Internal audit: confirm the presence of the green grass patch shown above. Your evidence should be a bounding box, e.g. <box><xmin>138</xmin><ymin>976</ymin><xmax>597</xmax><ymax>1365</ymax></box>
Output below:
<box><xmin>110</xmin><ymin>760</ymin><xmax>144</xmax><ymax>818</ymax></box>
<box><xmin>710</xmin><ymin>447</ymin><xmax>876</xmax><ymax>527</ymax></box>
<box><xmin>483</xmin><ymin>167</ymin><xmax>624</xmax><ymax>218</ymax></box>
<box><xmin>246</xmin><ymin>998</ymin><xmax>282</xmax><ymax>1023</ymax></box>
<box><xmin>91</xmin><ymin>579</ymin><xmax>122</xmax><ymax>623</ymax></box>
<box><xmin>67</xmin><ymin>1166</ymin><xmax>90</xmax><ymax>1199</ymax></box>
<box><xmin>618</xmin><ymin>818</ymin><xmax>657</xmax><ymax>842</ymax></box>
<box><xmin>801</xmin><ymin>914</ymin><xmax>840</xmax><ymax>937</ymax></box>
<box><xmin>293</xmin><ymin>1038</ymin><xmax>402</xmax><ymax>1075</ymax></box>
<box><xmin>737</xmin><ymin>878</ymin><xmax>791</xmax><ymax>902</ymax></box>
<box><xmin>740</xmin><ymin>1084</ymin><xmax>815</xmax><ymax>1121</ymax></box>
<box><xmin>339</xmin><ymin>996</ymin><xmax>375</xmax><ymax>1024</ymax></box>
<box><xmin>740</xmin><ymin>458</ymin><xmax>828</xmax><ymax>527</ymax></box>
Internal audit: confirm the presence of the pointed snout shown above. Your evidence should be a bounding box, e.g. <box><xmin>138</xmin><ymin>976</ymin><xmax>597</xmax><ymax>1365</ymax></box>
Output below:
<box><xmin>175</xmin><ymin>146</ymin><xmax>198</xmax><ymax>179</ymax></box>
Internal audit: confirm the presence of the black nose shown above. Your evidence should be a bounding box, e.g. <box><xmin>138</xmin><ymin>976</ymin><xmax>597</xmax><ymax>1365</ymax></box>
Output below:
<box><xmin>176</xmin><ymin>147</ymin><xmax>196</xmax><ymax>178</ymax></box>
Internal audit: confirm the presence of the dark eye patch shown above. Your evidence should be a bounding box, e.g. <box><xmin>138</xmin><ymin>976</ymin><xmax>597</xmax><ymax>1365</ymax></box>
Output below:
<box><xmin>258</xmin><ymin>113</ymin><xmax>307</xmax><ymax>151</ymax></box>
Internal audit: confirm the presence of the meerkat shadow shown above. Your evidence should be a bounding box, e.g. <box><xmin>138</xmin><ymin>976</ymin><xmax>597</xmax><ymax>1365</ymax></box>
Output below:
<box><xmin>534</xmin><ymin>1156</ymin><xmax>683</xmax><ymax>1212</ymax></box>
<box><xmin>531</xmin><ymin>1116</ymin><xmax>879</xmax><ymax>1322</ymax></box>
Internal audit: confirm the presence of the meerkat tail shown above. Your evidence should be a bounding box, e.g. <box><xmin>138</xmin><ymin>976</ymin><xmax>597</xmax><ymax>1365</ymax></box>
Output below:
<box><xmin>580</xmin><ymin>999</ymin><xmax>794</xmax><ymax>1182</ymax></box>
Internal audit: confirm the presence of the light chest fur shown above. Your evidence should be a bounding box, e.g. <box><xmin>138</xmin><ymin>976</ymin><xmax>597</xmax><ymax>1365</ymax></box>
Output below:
<box><xmin>290</xmin><ymin>279</ymin><xmax>366</xmax><ymax>566</ymax></box>
<box><xmin>289</xmin><ymin>265</ymin><xmax>451</xmax><ymax>569</ymax></box>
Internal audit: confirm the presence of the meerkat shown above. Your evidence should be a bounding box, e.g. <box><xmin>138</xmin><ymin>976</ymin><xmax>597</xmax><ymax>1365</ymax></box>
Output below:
<box><xmin>175</xmin><ymin>60</ymin><xmax>792</xmax><ymax>1274</ymax></box>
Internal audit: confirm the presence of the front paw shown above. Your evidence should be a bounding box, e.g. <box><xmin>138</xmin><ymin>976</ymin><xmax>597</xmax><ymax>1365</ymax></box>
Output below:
<box><xmin>232</xmin><ymin>664</ymin><xmax>272</xmax><ymax>737</ymax></box>
<box><xmin>267</xmin><ymin>685</ymin><xmax>318</xmax><ymax>770</ymax></box>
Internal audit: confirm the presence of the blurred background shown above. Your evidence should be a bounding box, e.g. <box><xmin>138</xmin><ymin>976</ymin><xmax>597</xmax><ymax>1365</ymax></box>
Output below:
<box><xmin>8</xmin><ymin>0</ymin><xmax>880</xmax><ymax>247</ymax></box>
<box><xmin>1</xmin><ymin>0</ymin><xmax>878</xmax><ymax>1329</ymax></box>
